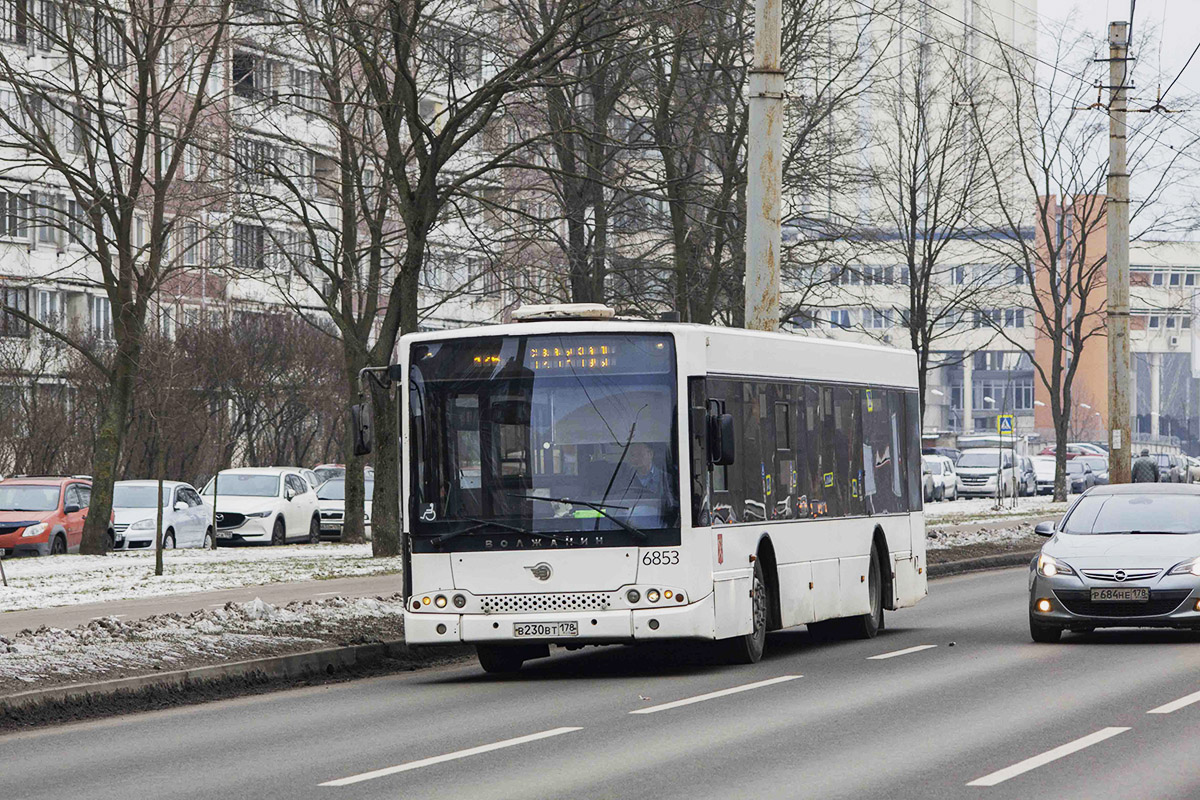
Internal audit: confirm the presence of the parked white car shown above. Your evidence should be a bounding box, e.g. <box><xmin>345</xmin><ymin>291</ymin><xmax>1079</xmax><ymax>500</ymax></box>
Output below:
<box><xmin>921</xmin><ymin>455</ymin><xmax>957</xmax><ymax>501</ymax></box>
<box><xmin>316</xmin><ymin>477</ymin><xmax>373</xmax><ymax>541</ymax></box>
<box><xmin>112</xmin><ymin>480</ymin><xmax>212</xmax><ymax>550</ymax></box>
<box><xmin>201</xmin><ymin>468</ymin><xmax>321</xmax><ymax>545</ymax></box>
<box><xmin>955</xmin><ymin>448</ymin><xmax>1018</xmax><ymax>498</ymax></box>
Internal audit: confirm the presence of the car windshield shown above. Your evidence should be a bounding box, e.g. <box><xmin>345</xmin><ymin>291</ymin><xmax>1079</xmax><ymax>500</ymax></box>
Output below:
<box><xmin>1032</xmin><ymin>458</ymin><xmax>1055</xmax><ymax>475</ymax></box>
<box><xmin>202</xmin><ymin>474</ymin><xmax>280</xmax><ymax>497</ymax></box>
<box><xmin>1066</xmin><ymin>461</ymin><xmax>1086</xmax><ymax>474</ymax></box>
<box><xmin>316</xmin><ymin>480</ymin><xmax>373</xmax><ymax>501</ymax></box>
<box><xmin>409</xmin><ymin>333</ymin><xmax>680</xmax><ymax>545</ymax></box>
<box><xmin>1063</xmin><ymin>494</ymin><xmax>1200</xmax><ymax>534</ymax></box>
<box><xmin>958</xmin><ymin>452</ymin><xmax>1002</xmax><ymax>468</ymax></box>
<box><xmin>1155</xmin><ymin>454</ymin><xmax>1173</xmax><ymax>466</ymax></box>
<box><xmin>113</xmin><ymin>484</ymin><xmax>171</xmax><ymax>508</ymax></box>
<box><xmin>1078</xmin><ymin>457</ymin><xmax>1107</xmax><ymax>471</ymax></box>
<box><xmin>314</xmin><ymin>467</ymin><xmax>344</xmax><ymax>483</ymax></box>
<box><xmin>0</xmin><ymin>485</ymin><xmax>59</xmax><ymax>511</ymax></box>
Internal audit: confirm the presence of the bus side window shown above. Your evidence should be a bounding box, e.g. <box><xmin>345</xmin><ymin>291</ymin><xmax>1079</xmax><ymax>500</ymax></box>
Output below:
<box><xmin>688</xmin><ymin>378</ymin><xmax>711</xmax><ymax>528</ymax></box>
<box><xmin>708</xmin><ymin>379</ymin><xmax>740</xmax><ymax>525</ymax></box>
<box><xmin>803</xmin><ymin>384</ymin><xmax>824</xmax><ymax>516</ymax></box>
<box><xmin>902</xmin><ymin>391</ymin><xmax>923</xmax><ymax>508</ymax></box>
<box><xmin>833</xmin><ymin>386</ymin><xmax>863</xmax><ymax>517</ymax></box>
<box><xmin>772</xmin><ymin>388</ymin><xmax>795</xmax><ymax>520</ymax></box>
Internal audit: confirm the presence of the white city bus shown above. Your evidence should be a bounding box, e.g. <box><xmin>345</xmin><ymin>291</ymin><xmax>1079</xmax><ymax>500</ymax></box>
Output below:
<box><xmin>394</xmin><ymin>305</ymin><xmax>927</xmax><ymax>672</ymax></box>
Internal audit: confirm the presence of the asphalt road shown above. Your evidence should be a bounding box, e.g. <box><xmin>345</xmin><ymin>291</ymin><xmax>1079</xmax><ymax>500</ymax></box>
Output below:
<box><xmin>5</xmin><ymin>566</ymin><xmax>1200</xmax><ymax>800</ymax></box>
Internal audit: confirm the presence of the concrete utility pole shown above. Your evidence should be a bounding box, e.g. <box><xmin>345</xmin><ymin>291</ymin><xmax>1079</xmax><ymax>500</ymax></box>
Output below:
<box><xmin>1107</xmin><ymin>21</ymin><xmax>1132</xmax><ymax>484</ymax></box>
<box><xmin>743</xmin><ymin>0</ymin><xmax>783</xmax><ymax>331</ymax></box>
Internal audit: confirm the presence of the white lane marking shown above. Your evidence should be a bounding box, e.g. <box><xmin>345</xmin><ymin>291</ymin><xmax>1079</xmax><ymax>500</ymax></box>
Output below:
<box><xmin>867</xmin><ymin>644</ymin><xmax>937</xmax><ymax>660</ymax></box>
<box><xmin>314</xmin><ymin>591</ymin><xmax>341</xmax><ymax>597</ymax></box>
<box><xmin>966</xmin><ymin>727</ymin><xmax>1130</xmax><ymax>787</ymax></box>
<box><xmin>90</xmin><ymin>614</ymin><xmax>126</xmax><ymax>620</ymax></box>
<box><xmin>318</xmin><ymin>727</ymin><xmax>583</xmax><ymax>787</ymax></box>
<box><xmin>1148</xmin><ymin>688</ymin><xmax>1200</xmax><ymax>714</ymax></box>
<box><xmin>629</xmin><ymin>675</ymin><xmax>801</xmax><ymax>715</ymax></box>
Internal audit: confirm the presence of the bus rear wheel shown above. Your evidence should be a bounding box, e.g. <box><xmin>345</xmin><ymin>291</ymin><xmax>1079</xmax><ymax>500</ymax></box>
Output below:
<box><xmin>842</xmin><ymin>546</ymin><xmax>883</xmax><ymax>639</ymax></box>
<box><xmin>722</xmin><ymin>560</ymin><xmax>768</xmax><ymax>664</ymax></box>
<box><xmin>476</xmin><ymin>645</ymin><xmax>527</xmax><ymax>674</ymax></box>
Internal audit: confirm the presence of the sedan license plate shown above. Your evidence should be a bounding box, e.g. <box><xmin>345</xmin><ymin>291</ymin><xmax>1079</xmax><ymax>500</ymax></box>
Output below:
<box><xmin>513</xmin><ymin>621</ymin><xmax>578</xmax><ymax>638</ymax></box>
<box><xmin>1090</xmin><ymin>587</ymin><xmax>1149</xmax><ymax>602</ymax></box>
<box><xmin>216</xmin><ymin>531</ymin><xmax>233</xmax><ymax>539</ymax></box>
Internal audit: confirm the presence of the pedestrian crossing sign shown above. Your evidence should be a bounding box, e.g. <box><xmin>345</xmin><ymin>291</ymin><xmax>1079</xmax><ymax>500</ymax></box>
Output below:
<box><xmin>998</xmin><ymin>414</ymin><xmax>1014</xmax><ymax>435</ymax></box>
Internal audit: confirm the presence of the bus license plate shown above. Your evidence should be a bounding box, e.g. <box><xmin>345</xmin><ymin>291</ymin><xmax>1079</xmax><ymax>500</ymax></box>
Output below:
<box><xmin>1091</xmin><ymin>587</ymin><xmax>1149</xmax><ymax>602</ymax></box>
<box><xmin>513</xmin><ymin>621</ymin><xmax>578</xmax><ymax>638</ymax></box>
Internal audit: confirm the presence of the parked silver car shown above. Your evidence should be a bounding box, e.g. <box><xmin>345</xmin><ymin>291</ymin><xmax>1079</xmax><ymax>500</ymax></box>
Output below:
<box><xmin>1029</xmin><ymin>484</ymin><xmax>1200</xmax><ymax>641</ymax></box>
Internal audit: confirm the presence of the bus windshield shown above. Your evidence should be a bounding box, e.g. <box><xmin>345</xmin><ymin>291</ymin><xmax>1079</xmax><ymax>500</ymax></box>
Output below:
<box><xmin>409</xmin><ymin>333</ymin><xmax>680</xmax><ymax>548</ymax></box>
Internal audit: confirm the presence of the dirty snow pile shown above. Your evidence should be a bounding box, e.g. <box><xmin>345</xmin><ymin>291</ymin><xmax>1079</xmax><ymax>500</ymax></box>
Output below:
<box><xmin>0</xmin><ymin>595</ymin><xmax>406</xmax><ymax>692</ymax></box>
<box><xmin>0</xmin><ymin>544</ymin><xmax>403</xmax><ymax>612</ymax></box>
<box><xmin>925</xmin><ymin>520</ymin><xmax>1042</xmax><ymax>551</ymax></box>
<box><xmin>924</xmin><ymin>497</ymin><xmax>1068</xmax><ymax>527</ymax></box>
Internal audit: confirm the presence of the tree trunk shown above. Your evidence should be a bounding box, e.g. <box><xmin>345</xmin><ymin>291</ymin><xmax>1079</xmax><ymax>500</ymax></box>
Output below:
<box><xmin>80</xmin><ymin>343</ymin><xmax>138</xmax><ymax>555</ymax></box>
<box><xmin>368</xmin><ymin>378</ymin><xmax>400</xmax><ymax>557</ymax></box>
<box><xmin>155</xmin><ymin>470</ymin><xmax>165</xmax><ymax>577</ymax></box>
<box><xmin>340</xmin><ymin>348</ymin><xmax>367</xmax><ymax>544</ymax></box>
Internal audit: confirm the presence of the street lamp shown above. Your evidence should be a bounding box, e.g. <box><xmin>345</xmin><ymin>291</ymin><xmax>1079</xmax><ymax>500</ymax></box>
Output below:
<box><xmin>930</xmin><ymin>389</ymin><xmax>945</xmax><ymax>397</ymax></box>
<box><xmin>983</xmin><ymin>396</ymin><xmax>996</xmax><ymax>405</ymax></box>
<box><xmin>1079</xmin><ymin>403</ymin><xmax>1092</xmax><ymax>410</ymax></box>
<box><xmin>1034</xmin><ymin>400</ymin><xmax>1045</xmax><ymax>408</ymax></box>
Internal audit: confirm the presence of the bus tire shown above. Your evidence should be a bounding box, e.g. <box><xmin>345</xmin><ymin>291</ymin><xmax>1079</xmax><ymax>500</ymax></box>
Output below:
<box><xmin>722</xmin><ymin>560</ymin><xmax>768</xmax><ymax>664</ymax></box>
<box><xmin>843</xmin><ymin>545</ymin><xmax>883</xmax><ymax>639</ymax></box>
<box><xmin>477</xmin><ymin>645</ymin><xmax>526</xmax><ymax>674</ymax></box>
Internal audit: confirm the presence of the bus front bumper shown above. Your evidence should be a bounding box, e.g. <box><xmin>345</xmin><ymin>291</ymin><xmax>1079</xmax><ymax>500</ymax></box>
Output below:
<box><xmin>403</xmin><ymin>592</ymin><xmax>715</xmax><ymax>646</ymax></box>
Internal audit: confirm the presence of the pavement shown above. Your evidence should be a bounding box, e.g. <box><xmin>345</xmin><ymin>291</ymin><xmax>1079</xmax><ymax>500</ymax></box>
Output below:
<box><xmin>5</xmin><ymin>566</ymin><xmax>1200</xmax><ymax>799</ymax></box>
<box><xmin>0</xmin><ymin>573</ymin><xmax>402</xmax><ymax>636</ymax></box>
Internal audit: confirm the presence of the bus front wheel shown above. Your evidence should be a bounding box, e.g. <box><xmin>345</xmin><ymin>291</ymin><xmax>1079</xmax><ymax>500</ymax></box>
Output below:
<box><xmin>722</xmin><ymin>560</ymin><xmax>768</xmax><ymax>664</ymax></box>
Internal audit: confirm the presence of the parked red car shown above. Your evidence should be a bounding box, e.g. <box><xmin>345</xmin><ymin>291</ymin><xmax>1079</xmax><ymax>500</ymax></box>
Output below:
<box><xmin>0</xmin><ymin>477</ymin><xmax>109</xmax><ymax>557</ymax></box>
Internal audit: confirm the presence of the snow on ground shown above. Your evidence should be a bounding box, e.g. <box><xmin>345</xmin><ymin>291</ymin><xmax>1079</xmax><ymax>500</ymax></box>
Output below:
<box><xmin>924</xmin><ymin>496</ymin><xmax>1069</xmax><ymax>527</ymax></box>
<box><xmin>925</xmin><ymin>521</ymin><xmax>1041</xmax><ymax>551</ymax></box>
<box><xmin>0</xmin><ymin>595</ymin><xmax>406</xmax><ymax>692</ymax></box>
<box><xmin>0</xmin><ymin>544</ymin><xmax>403</xmax><ymax>612</ymax></box>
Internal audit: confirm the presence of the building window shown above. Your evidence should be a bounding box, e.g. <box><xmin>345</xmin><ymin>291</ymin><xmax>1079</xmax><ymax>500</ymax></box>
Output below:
<box><xmin>868</xmin><ymin>309</ymin><xmax>890</xmax><ymax>329</ymax></box>
<box><xmin>88</xmin><ymin>294</ymin><xmax>112</xmax><ymax>339</ymax></box>
<box><xmin>66</xmin><ymin>199</ymin><xmax>92</xmax><ymax>246</ymax></box>
<box><xmin>1167</xmin><ymin>316</ymin><xmax>1177</xmax><ymax>329</ymax></box>
<box><xmin>233</xmin><ymin>137</ymin><xmax>277</xmax><ymax>186</ymax></box>
<box><xmin>0</xmin><ymin>285</ymin><xmax>28</xmax><ymax>336</ymax></box>
<box><xmin>182</xmin><ymin>143</ymin><xmax>200</xmax><ymax>180</ymax></box>
<box><xmin>1170</xmin><ymin>272</ymin><xmax>1182</xmax><ymax>287</ymax></box>
<box><xmin>232</xmin><ymin>52</ymin><xmax>273</xmax><ymax>101</ymax></box>
<box><xmin>1152</xmin><ymin>272</ymin><xmax>1165</xmax><ymax>286</ymax></box>
<box><xmin>0</xmin><ymin>0</ymin><xmax>28</xmax><ymax>45</ymax></box>
<box><xmin>179</xmin><ymin>223</ymin><xmax>201</xmax><ymax>267</ymax></box>
<box><xmin>36</xmin><ymin>288</ymin><xmax>60</xmax><ymax>326</ymax></box>
<box><xmin>1148</xmin><ymin>315</ymin><xmax>1160</xmax><ymax>329</ymax></box>
<box><xmin>233</xmin><ymin>223</ymin><xmax>265</xmax><ymax>270</ymax></box>
<box><xmin>1004</xmin><ymin>308</ymin><xmax>1025</xmax><ymax>328</ymax></box>
<box><xmin>0</xmin><ymin>190</ymin><xmax>27</xmax><ymax>238</ymax></box>
<box><xmin>830</xmin><ymin>309</ymin><xmax>852</xmax><ymax>329</ymax></box>
<box><xmin>1013</xmin><ymin>266</ymin><xmax>1026</xmax><ymax>286</ymax></box>
<box><xmin>948</xmin><ymin>265</ymin><xmax>965</xmax><ymax>285</ymax></box>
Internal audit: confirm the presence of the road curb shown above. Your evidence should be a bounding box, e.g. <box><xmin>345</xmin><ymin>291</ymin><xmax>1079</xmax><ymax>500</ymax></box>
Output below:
<box><xmin>927</xmin><ymin>550</ymin><xmax>1038</xmax><ymax>579</ymax></box>
<box><xmin>0</xmin><ymin>639</ymin><xmax>471</xmax><ymax>723</ymax></box>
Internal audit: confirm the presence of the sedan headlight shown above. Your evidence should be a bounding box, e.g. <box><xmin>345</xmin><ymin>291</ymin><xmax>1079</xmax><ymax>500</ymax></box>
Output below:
<box><xmin>1038</xmin><ymin>552</ymin><xmax>1075</xmax><ymax>577</ymax></box>
<box><xmin>20</xmin><ymin>522</ymin><xmax>47</xmax><ymax>538</ymax></box>
<box><xmin>245</xmin><ymin>510</ymin><xmax>273</xmax><ymax>518</ymax></box>
<box><xmin>130</xmin><ymin>519</ymin><xmax>156</xmax><ymax>530</ymax></box>
<box><xmin>1168</xmin><ymin>558</ymin><xmax>1200</xmax><ymax>577</ymax></box>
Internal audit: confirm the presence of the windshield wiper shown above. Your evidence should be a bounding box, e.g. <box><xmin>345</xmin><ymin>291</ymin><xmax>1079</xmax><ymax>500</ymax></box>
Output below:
<box><xmin>506</xmin><ymin>493</ymin><xmax>649</xmax><ymax>542</ymax></box>
<box><xmin>429</xmin><ymin>518</ymin><xmax>574</xmax><ymax>547</ymax></box>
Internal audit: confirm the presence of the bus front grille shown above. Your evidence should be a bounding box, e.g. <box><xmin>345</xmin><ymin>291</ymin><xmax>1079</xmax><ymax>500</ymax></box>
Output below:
<box><xmin>479</xmin><ymin>593</ymin><xmax>614</xmax><ymax>614</ymax></box>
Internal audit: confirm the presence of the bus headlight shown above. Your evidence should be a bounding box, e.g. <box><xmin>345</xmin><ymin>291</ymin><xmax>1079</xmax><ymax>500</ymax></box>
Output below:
<box><xmin>435</xmin><ymin>595</ymin><xmax>447</xmax><ymax>608</ymax></box>
<box><xmin>646</xmin><ymin>589</ymin><xmax>660</xmax><ymax>603</ymax></box>
<box><xmin>453</xmin><ymin>594</ymin><xmax>466</xmax><ymax>608</ymax></box>
<box><xmin>626</xmin><ymin>589</ymin><xmax>641</xmax><ymax>603</ymax></box>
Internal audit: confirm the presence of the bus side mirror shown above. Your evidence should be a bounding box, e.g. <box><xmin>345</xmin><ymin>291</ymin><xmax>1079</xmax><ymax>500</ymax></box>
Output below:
<box><xmin>352</xmin><ymin>403</ymin><xmax>373</xmax><ymax>456</ymax></box>
<box><xmin>709</xmin><ymin>413</ymin><xmax>736</xmax><ymax>466</ymax></box>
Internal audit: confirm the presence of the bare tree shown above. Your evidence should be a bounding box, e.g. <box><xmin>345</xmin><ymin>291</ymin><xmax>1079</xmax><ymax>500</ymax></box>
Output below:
<box><xmin>0</xmin><ymin>0</ymin><xmax>231</xmax><ymax>551</ymax></box>
<box><xmin>330</xmin><ymin>0</ymin><xmax>627</xmax><ymax>555</ymax></box>
<box><xmin>971</xmin><ymin>20</ymin><xmax>1192</xmax><ymax>500</ymax></box>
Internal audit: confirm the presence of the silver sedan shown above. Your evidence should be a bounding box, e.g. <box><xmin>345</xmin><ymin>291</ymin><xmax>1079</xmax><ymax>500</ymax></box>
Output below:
<box><xmin>1029</xmin><ymin>483</ymin><xmax>1200</xmax><ymax>642</ymax></box>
